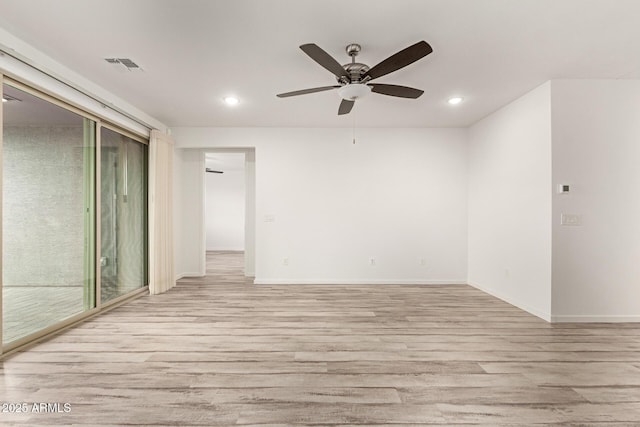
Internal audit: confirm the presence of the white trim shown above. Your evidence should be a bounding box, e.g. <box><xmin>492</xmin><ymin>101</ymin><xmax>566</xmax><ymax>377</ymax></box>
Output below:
<box><xmin>468</xmin><ymin>281</ymin><xmax>551</xmax><ymax>322</ymax></box>
<box><xmin>551</xmin><ymin>314</ymin><xmax>640</xmax><ymax>323</ymax></box>
<box><xmin>176</xmin><ymin>272</ymin><xmax>206</xmax><ymax>280</ymax></box>
<box><xmin>253</xmin><ymin>279</ymin><xmax>467</xmax><ymax>285</ymax></box>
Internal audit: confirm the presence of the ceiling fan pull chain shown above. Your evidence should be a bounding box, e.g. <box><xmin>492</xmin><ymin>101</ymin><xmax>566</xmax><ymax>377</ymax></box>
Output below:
<box><xmin>353</xmin><ymin>107</ymin><xmax>357</xmax><ymax>144</ymax></box>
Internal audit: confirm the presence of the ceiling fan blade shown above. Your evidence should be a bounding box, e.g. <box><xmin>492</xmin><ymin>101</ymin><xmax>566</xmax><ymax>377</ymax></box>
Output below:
<box><xmin>338</xmin><ymin>99</ymin><xmax>355</xmax><ymax>115</ymax></box>
<box><xmin>368</xmin><ymin>83</ymin><xmax>424</xmax><ymax>99</ymax></box>
<box><xmin>277</xmin><ymin>85</ymin><xmax>340</xmax><ymax>98</ymax></box>
<box><xmin>300</xmin><ymin>43</ymin><xmax>350</xmax><ymax>80</ymax></box>
<box><xmin>364</xmin><ymin>41</ymin><xmax>433</xmax><ymax>80</ymax></box>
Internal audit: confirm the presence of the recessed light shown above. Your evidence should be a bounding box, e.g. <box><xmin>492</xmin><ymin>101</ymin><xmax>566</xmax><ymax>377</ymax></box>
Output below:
<box><xmin>223</xmin><ymin>96</ymin><xmax>239</xmax><ymax>106</ymax></box>
<box><xmin>448</xmin><ymin>96</ymin><xmax>463</xmax><ymax>105</ymax></box>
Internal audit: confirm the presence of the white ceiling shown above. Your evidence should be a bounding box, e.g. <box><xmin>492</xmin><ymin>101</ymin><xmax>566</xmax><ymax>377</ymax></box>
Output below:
<box><xmin>1</xmin><ymin>0</ymin><xmax>639</xmax><ymax>128</ymax></box>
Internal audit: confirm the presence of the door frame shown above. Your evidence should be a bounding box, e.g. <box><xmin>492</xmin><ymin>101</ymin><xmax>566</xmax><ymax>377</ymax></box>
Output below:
<box><xmin>201</xmin><ymin>148</ymin><xmax>256</xmax><ymax>278</ymax></box>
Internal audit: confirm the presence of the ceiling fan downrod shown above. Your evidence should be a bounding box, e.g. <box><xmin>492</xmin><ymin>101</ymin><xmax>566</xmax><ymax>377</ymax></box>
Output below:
<box><xmin>342</xmin><ymin>43</ymin><xmax>369</xmax><ymax>84</ymax></box>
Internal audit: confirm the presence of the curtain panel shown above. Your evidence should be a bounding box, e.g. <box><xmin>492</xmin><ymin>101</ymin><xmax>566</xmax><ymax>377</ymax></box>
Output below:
<box><xmin>148</xmin><ymin>129</ymin><xmax>175</xmax><ymax>295</ymax></box>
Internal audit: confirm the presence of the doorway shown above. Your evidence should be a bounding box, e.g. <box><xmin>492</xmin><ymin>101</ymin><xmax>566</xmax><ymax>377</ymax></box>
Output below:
<box><xmin>203</xmin><ymin>149</ymin><xmax>255</xmax><ymax>279</ymax></box>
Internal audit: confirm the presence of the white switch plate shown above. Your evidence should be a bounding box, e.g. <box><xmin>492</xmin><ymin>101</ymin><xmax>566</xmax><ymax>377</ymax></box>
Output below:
<box><xmin>561</xmin><ymin>213</ymin><xmax>582</xmax><ymax>226</ymax></box>
<box><xmin>264</xmin><ymin>214</ymin><xmax>276</xmax><ymax>222</ymax></box>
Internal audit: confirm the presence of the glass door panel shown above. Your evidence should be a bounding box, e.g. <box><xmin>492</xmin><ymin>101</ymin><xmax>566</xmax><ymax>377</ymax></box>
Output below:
<box><xmin>2</xmin><ymin>83</ymin><xmax>96</xmax><ymax>344</ymax></box>
<box><xmin>100</xmin><ymin>127</ymin><xmax>147</xmax><ymax>303</ymax></box>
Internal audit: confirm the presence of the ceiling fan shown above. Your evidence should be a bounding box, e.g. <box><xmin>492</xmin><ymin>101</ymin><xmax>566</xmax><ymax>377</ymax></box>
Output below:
<box><xmin>277</xmin><ymin>41</ymin><xmax>433</xmax><ymax>115</ymax></box>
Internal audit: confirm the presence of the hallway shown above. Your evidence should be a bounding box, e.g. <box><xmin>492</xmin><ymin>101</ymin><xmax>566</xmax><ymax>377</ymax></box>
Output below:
<box><xmin>1</xmin><ymin>252</ymin><xmax>640</xmax><ymax>424</ymax></box>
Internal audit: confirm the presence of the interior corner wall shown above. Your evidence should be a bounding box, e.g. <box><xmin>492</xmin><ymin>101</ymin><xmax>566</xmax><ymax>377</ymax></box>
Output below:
<box><xmin>467</xmin><ymin>82</ymin><xmax>552</xmax><ymax>321</ymax></box>
<box><xmin>171</xmin><ymin>127</ymin><xmax>468</xmax><ymax>284</ymax></box>
<box><xmin>551</xmin><ymin>79</ymin><xmax>640</xmax><ymax>322</ymax></box>
<box><xmin>173</xmin><ymin>148</ymin><xmax>205</xmax><ymax>279</ymax></box>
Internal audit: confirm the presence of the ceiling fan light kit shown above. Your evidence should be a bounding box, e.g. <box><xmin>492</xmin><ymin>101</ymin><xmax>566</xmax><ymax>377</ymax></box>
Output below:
<box><xmin>277</xmin><ymin>40</ymin><xmax>433</xmax><ymax>115</ymax></box>
<box><xmin>337</xmin><ymin>84</ymin><xmax>370</xmax><ymax>101</ymax></box>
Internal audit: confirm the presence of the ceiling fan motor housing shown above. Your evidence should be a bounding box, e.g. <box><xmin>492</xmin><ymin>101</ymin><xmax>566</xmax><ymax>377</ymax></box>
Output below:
<box><xmin>340</xmin><ymin>62</ymin><xmax>370</xmax><ymax>83</ymax></box>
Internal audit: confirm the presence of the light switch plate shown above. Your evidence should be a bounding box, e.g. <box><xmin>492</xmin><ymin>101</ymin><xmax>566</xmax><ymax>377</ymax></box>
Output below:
<box><xmin>561</xmin><ymin>213</ymin><xmax>582</xmax><ymax>226</ymax></box>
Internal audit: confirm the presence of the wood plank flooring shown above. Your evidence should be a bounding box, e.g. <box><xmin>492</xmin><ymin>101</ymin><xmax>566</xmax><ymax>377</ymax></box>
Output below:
<box><xmin>1</xmin><ymin>251</ymin><xmax>640</xmax><ymax>425</ymax></box>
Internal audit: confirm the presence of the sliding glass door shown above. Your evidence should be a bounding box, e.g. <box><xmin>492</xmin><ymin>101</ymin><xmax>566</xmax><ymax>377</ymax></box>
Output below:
<box><xmin>100</xmin><ymin>126</ymin><xmax>148</xmax><ymax>304</ymax></box>
<box><xmin>1</xmin><ymin>78</ymin><xmax>149</xmax><ymax>349</ymax></box>
<box><xmin>2</xmin><ymin>82</ymin><xmax>96</xmax><ymax>344</ymax></box>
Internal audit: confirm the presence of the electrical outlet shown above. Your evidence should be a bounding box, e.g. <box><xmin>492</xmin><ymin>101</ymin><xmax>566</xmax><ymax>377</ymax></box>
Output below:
<box><xmin>504</xmin><ymin>268</ymin><xmax>510</xmax><ymax>278</ymax></box>
<box><xmin>283</xmin><ymin>257</ymin><xmax>289</xmax><ymax>266</ymax></box>
<box><xmin>369</xmin><ymin>257</ymin><xmax>376</xmax><ymax>266</ymax></box>
<box><xmin>419</xmin><ymin>258</ymin><xmax>427</xmax><ymax>267</ymax></box>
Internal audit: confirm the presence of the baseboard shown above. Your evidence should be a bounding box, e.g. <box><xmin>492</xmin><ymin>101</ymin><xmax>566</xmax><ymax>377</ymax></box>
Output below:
<box><xmin>551</xmin><ymin>314</ymin><xmax>640</xmax><ymax>323</ymax></box>
<box><xmin>468</xmin><ymin>281</ymin><xmax>551</xmax><ymax>322</ymax></box>
<box><xmin>253</xmin><ymin>279</ymin><xmax>466</xmax><ymax>285</ymax></box>
<box><xmin>175</xmin><ymin>272</ymin><xmax>205</xmax><ymax>280</ymax></box>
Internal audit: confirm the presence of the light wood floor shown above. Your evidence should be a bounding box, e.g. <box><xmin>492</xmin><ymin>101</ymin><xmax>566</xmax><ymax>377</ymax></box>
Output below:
<box><xmin>1</xmin><ymin>251</ymin><xmax>640</xmax><ymax>425</ymax></box>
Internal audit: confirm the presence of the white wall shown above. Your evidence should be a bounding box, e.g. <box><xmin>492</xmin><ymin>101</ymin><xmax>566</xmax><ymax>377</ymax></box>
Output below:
<box><xmin>206</xmin><ymin>168</ymin><xmax>245</xmax><ymax>251</ymax></box>
<box><xmin>551</xmin><ymin>80</ymin><xmax>640</xmax><ymax>321</ymax></box>
<box><xmin>173</xmin><ymin>148</ymin><xmax>205</xmax><ymax>278</ymax></box>
<box><xmin>172</xmin><ymin>127</ymin><xmax>468</xmax><ymax>285</ymax></box>
<box><xmin>468</xmin><ymin>82</ymin><xmax>553</xmax><ymax>321</ymax></box>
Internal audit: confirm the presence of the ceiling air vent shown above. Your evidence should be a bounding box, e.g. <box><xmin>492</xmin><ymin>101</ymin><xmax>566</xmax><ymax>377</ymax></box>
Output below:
<box><xmin>104</xmin><ymin>58</ymin><xmax>143</xmax><ymax>72</ymax></box>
